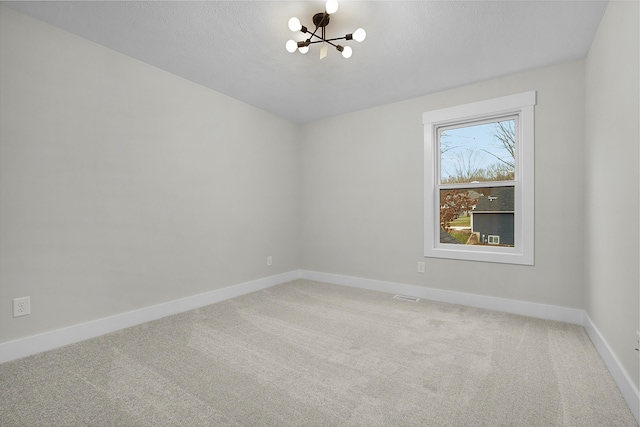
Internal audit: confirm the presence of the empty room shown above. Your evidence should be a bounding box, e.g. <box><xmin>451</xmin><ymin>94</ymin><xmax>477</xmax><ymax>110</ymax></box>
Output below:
<box><xmin>0</xmin><ymin>0</ymin><xmax>638</xmax><ymax>425</ymax></box>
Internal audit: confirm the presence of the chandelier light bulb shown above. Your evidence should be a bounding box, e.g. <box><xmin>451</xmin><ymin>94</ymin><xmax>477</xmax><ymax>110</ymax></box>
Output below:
<box><xmin>325</xmin><ymin>0</ymin><xmax>339</xmax><ymax>14</ymax></box>
<box><xmin>341</xmin><ymin>46</ymin><xmax>352</xmax><ymax>59</ymax></box>
<box><xmin>285</xmin><ymin>39</ymin><xmax>298</xmax><ymax>53</ymax></box>
<box><xmin>353</xmin><ymin>28</ymin><xmax>366</xmax><ymax>42</ymax></box>
<box><xmin>288</xmin><ymin>17</ymin><xmax>302</xmax><ymax>32</ymax></box>
<box><xmin>299</xmin><ymin>45</ymin><xmax>309</xmax><ymax>54</ymax></box>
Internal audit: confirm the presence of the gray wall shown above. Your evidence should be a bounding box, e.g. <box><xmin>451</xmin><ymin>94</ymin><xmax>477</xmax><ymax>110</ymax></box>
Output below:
<box><xmin>585</xmin><ymin>1</ymin><xmax>639</xmax><ymax>390</ymax></box>
<box><xmin>301</xmin><ymin>60</ymin><xmax>586</xmax><ymax>309</ymax></box>
<box><xmin>0</xmin><ymin>6</ymin><xmax>300</xmax><ymax>343</ymax></box>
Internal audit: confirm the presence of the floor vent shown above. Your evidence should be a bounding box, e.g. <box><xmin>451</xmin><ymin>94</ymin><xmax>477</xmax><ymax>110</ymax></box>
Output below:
<box><xmin>393</xmin><ymin>295</ymin><xmax>420</xmax><ymax>302</ymax></box>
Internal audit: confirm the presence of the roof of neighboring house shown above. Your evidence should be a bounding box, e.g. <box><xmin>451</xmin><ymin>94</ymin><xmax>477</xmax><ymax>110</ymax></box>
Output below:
<box><xmin>473</xmin><ymin>187</ymin><xmax>514</xmax><ymax>212</ymax></box>
<box><xmin>440</xmin><ymin>230</ymin><xmax>461</xmax><ymax>244</ymax></box>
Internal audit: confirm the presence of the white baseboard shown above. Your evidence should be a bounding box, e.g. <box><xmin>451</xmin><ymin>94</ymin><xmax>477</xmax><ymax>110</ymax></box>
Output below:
<box><xmin>0</xmin><ymin>270</ymin><xmax>302</xmax><ymax>365</ymax></box>
<box><xmin>583</xmin><ymin>313</ymin><xmax>640</xmax><ymax>423</ymax></box>
<box><xmin>300</xmin><ymin>270</ymin><xmax>639</xmax><ymax>424</ymax></box>
<box><xmin>301</xmin><ymin>270</ymin><xmax>585</xmax><ymax>324</ymax></box>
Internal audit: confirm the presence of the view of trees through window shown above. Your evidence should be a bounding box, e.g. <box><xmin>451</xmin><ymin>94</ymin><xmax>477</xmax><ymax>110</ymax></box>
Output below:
<box><xmin>439</xmin><ymin>118</ymin><xmax>516</xmax><ymax>246</ymax></box>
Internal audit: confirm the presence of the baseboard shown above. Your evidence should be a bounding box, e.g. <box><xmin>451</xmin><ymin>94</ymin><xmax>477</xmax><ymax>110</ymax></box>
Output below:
<box><xmin>300</xmin><ymin>270</ymin><xmax>639</xmax><ymax>424</ymax></box>
<box><xmin>0</xmin><ymin>270</ymin><xmax>302</xmax><ymax>365</ymax></box>
<box><xmin>301</xmin><ymin>270</ymin><xmax>584</xmax><ymax>324</ymax></box>
<box><xmin>584</xmin><ymin>313</ymin><xmax>640</xmax><ymax>424</ymax></box>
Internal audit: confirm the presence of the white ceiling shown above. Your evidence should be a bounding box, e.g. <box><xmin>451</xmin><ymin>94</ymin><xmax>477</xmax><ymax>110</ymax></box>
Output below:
<box><xmin>2</xmin><ymin>0</ymin><xmax>608</xmax><ymax>123</ymax></box>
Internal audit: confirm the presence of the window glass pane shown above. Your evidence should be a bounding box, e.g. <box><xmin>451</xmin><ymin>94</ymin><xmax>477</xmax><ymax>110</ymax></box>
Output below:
<box><xmin>439</xmin><ymin>119</ymin><xmax>516</xmax><ymax>184</ymax></box>
<box><xmin>440</xmin><ymin>186</ymin><xmax>515</xmax><ymax>247</ymax></box>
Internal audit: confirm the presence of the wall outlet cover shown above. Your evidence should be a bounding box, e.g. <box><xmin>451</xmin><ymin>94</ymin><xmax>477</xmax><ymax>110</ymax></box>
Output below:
<box><xmin>13</xmin><ymin>297</ymin><xmax>31</xmax><ymax>317</ymax></box>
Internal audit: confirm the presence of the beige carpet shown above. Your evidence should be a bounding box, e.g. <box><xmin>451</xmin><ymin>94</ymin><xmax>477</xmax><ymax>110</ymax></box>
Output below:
<box><xmin>0</xmin><ymin>279</ymin><xmax>636</xmax><ymax>426</ymax></box>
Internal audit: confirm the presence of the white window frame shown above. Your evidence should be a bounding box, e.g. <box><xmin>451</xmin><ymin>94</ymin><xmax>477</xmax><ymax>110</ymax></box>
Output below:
<box><xmin>423</xmin><ymin>91</ymin><xmax>535</xmax><ymax>265</ymax></box>
<box><xmin>487</xmin><ymin>235</ymin><xmax>500</xmax><ymax>245</ymax></box>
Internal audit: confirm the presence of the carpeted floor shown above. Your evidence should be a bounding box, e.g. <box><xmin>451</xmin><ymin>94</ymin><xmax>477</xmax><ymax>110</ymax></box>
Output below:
<box><xmin>0</xmin><ymin>279</ymin><xmax>637</xmax><ymax>426</ymax></box>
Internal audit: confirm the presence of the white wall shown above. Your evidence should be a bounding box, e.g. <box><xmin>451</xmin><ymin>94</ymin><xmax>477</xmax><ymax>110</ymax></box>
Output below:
<box><xmin>585</xmin><ymin>0</ymin><xmax>639</xmax><ymax>390</ymax></box>
<box><xmin>0</xmin><ymin>6</ymin><xmax>300</xmax><ymax>343</ymax></box>
<box><xmin>301</xmin><ymin>60</ymin><xmax>586</xmax><ymax>309</ymax></box>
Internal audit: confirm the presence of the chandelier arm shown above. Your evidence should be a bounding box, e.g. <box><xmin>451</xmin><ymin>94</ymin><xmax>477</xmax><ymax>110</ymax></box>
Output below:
<box><xmin>303</xmin><ymin>22</ymin><xmax>325</xmax><ymax>45</ymax></box>
<box><xmin>305</xmin><ymin>32</ymin><xmax>325</xmax><ymax>42</ymax></box>
<box><xmin>306</xmin><ymin>38</ymin><xmax>344</xmax><ymax>48</ymax></box>
<box><xmin>304</xmin><ymin>31</ymin><xmax>347</xmax><ymax>43</ymax></box>
<box><xmin>322</xmin><ymin>39</ymin><xmax>341</xmax><ymax>49</ymax></box>
<box><xmin>321</xmin><ymin>36</ymin><xmax>349</xmax><ymax>43</ymax></box>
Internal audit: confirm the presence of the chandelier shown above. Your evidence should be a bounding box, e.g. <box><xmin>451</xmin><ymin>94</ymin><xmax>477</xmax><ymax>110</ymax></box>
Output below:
<box><xmin>285</xmin><ymin>0</ymin><xmax>366</xmax><ymax>59</ymax></box>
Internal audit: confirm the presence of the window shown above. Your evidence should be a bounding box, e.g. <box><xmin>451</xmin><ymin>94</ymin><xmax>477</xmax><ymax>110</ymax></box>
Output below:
<box><xmin>423</xmin><ymin>91</ymin><xmax>535</xmax><ymax>265</ymax></box>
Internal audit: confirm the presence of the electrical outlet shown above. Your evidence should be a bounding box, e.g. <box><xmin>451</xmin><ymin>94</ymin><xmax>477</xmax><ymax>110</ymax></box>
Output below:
<box><xmin>267</xmin><ymin>256</ymin><xmax>273</xmax><ymax>267</ymax></box>
<box><xmin>417</xmin><ymin>262</ymin><xmax>425</xmax><ymax>273</ymax></box>
<box><xmin>13</xmin><ymin>297</ymin><xmax>31</xmax><ymax>318</ymax></box>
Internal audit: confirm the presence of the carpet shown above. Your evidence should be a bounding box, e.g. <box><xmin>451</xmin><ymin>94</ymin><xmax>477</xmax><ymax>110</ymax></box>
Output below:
<box><xmin>0</xmin><ymin>279</ymin><xmax>636</xmax><ymax>426</ymax></box>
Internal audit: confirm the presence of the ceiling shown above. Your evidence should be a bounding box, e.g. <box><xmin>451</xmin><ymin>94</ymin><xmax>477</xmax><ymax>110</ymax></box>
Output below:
<box><xmin>2</xmin><ymin>1</ymin><xmax>608</xmax><ymax>123</ymax></box>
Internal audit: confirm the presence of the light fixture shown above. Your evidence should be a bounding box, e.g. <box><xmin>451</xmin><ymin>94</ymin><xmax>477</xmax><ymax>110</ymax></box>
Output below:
<box><xmin>285</xmin><ymin>0</ymin><xmax>366</xmax><ymax>59</ymax></box>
